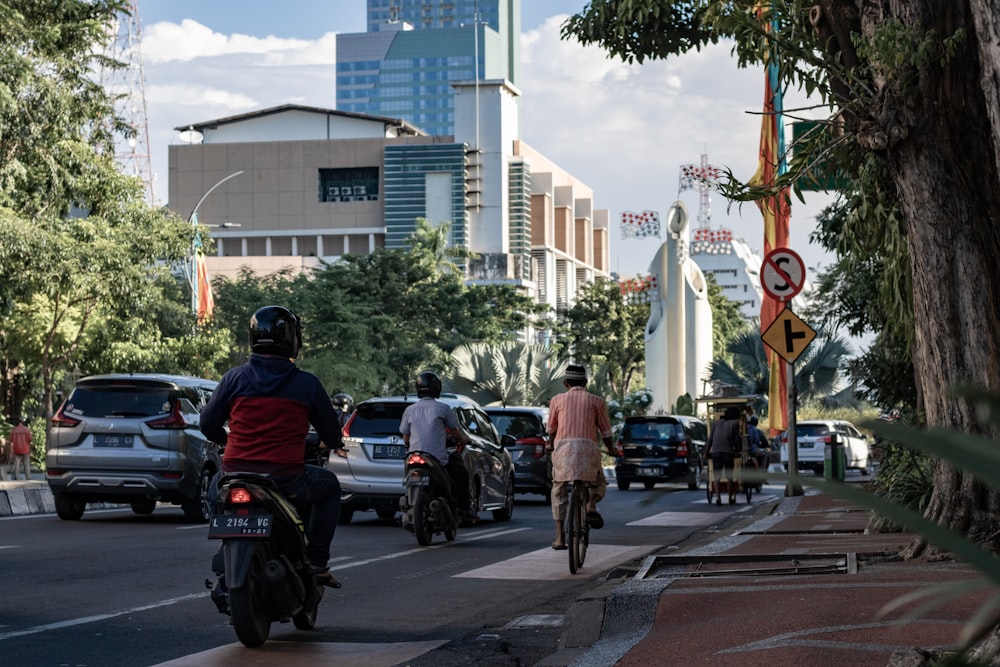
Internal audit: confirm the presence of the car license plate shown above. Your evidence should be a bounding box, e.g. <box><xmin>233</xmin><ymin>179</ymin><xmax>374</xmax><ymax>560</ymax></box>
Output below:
<box><xmin>373</xmin><ymin>444</ymin><xmax>406</xmax><ymax>459</ymax></box>
<box><xmin>800</xmin><ymin>442</ymin><xmax>815</xmax><ymax>449</ymax></box>
<box><xmin>94</xmin><ymin>434</ymin><xmax>134</xmax><ymax>448</ymax></box>
<box><xmin>207</xmin><ymin>514</ymin><xmax>273</xmax><ymax>539</ymax></box>
<box><xmin>638</xmin><ymin>467</ymin><xmax>661</xmax><ymax>476</ymax></box>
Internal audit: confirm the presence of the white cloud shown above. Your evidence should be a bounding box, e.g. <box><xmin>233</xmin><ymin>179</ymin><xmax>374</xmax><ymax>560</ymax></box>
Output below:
<box><xmin>142</xmin><ymin>19</ymin><xmax>335</xmax><ymax>65</ymax></box>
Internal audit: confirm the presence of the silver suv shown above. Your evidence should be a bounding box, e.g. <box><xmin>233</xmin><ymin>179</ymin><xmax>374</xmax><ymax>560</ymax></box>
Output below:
<box><xmin>46</xmin><ymin>374</ymin><xmax>221</xmax><ymax>522</ymax></box>
<box><xmin>329</xmin><ymin>394</ymin><xmax>516</xmax><ymax>524</ymax></box>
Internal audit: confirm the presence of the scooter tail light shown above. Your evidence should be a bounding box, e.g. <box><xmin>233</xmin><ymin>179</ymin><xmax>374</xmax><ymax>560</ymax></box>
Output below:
<box><xmin>227</xmin><ymin>487</ymin><xmax>253</xmax><ymax>504</ymax></box>
<box><xmin>406</xmin><ymin>452</ymin><xmax>428</xmax><ymax>466</ymax></box>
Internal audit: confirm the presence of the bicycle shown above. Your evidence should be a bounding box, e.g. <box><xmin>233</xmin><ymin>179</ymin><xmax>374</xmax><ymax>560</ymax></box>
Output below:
<box><xmin>564</xmin><ymin>480</ymin><xmax>591</xmax><ymax>574</ymax></box>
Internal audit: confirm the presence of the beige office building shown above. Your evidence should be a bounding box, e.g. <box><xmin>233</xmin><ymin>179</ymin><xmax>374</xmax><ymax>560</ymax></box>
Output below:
<box><xmin>167</xmin><ymin>80</ymin><xmax>610</xmax><ymax>313</ymax></box>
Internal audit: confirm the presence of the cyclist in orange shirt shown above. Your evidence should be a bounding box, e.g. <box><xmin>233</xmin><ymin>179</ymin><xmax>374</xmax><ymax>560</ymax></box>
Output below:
<box><xmin>545</xmin><ymin>365</ymin><xmax>616</xmax><ymax>550</ymax></box>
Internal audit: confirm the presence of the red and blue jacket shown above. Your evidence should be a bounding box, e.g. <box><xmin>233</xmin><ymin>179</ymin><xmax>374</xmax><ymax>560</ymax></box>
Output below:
<box><xmin>200</xmin><ymin>354</ymin><xmax>343</xmax><ymax>476</ymax></box>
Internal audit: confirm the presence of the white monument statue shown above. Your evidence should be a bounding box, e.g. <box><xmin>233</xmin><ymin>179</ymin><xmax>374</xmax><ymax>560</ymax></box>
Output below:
<box><xmin>645</xmin><ymin>201</ymin><xmax>713</xmax><ymax>413</ymax></box>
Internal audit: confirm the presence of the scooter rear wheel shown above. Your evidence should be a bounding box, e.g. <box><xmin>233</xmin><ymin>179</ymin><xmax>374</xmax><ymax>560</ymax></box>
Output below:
<box><xmin>412</xmin><ymin>488</ymin><xmax>434</xmax><ymax>546</ymax></box>
<box><xmin>229</xmin><ymin>543</ymin><xmax>272</xmax><ymax>647</ymax></box>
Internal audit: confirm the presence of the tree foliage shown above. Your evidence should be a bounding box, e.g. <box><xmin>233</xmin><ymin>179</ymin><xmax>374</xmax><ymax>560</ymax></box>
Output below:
<box><xmin>0</xmin><ymin>1</ymin><xmax>228</xmax><ymax>431</ymax></box>
<box><xmin>445</xmin><ymin>342</ymin><xmax>568</xmax><ymax>407</ymax></box>
<box><xmin>705</xmin><ymin>273</ymin><xmax>749</xmax><ymax>361</ymax></box>
<box><xmin>211</xmin><ymin>229</ymin><xmax>549</xmax><ymax>401</ymax></box>
<box><xmin>556</xmin><ymin>278</ymin><xmax>647</xmax><ymax>403</ymax></box>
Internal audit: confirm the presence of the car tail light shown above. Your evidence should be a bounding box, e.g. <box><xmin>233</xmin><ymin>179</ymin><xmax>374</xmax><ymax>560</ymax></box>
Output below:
<box><xmin>406</xmin><ymin>452</ymin><xmax>429</xmax><ymax>466</ymax></box>
<box><xmin>677</xmin><ymin>440</ymin><xmax>689</xmax><ymax>457</ymax></box>
<box><xmin>51</xmin><ymin>404</ymin><xmax>80</xmax><ymax>428</ymax></box>
<box><xmin>616</xmin><ymin>439</ymin><xmax>624</xmax><ymax>456</ymax></box>
<box><xmin>518</xmin><ymin>436</ymin><xmax>547</xmax><ymax>458</ymax></box>
<box><xmin>342</xmin><ymin>411</ymin><xmax>357</xmax><ymax>437</ymax></box>
<box><xmin>146</xmin><ymin>402</ymin><xmax>186</xmax><ymax>430</ymax></box>
<box><xmin>227</xmin><ymin>487</ymin><xmax>253</xmax><ymax>504</ymax></box>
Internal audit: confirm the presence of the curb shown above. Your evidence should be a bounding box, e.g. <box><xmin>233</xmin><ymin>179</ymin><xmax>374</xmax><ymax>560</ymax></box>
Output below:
<box><xmin>0</xmin><ymin>484</ymin><xmax>56</xmax><ymax>516</ymax></box>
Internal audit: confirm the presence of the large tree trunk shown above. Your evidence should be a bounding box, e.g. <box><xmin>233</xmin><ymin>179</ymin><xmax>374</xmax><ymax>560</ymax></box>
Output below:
<box><xmin>860</xmin><ymin>1</ymin><xmax>1000</xmax><ymax>553</ymax></box>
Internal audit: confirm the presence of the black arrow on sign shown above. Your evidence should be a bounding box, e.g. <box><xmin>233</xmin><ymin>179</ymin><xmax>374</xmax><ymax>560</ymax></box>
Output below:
<box><xmin>783</xmin><ymin>318</ymin><xmax>807</xmax><ymax>353</ymax></box>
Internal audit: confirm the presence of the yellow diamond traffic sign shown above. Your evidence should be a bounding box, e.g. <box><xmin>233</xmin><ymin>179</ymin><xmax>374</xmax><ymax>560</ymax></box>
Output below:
<box><xmin>762</xmin><ymin>308</ymin><xmax>816</xmax><ymax>364</ymax></box>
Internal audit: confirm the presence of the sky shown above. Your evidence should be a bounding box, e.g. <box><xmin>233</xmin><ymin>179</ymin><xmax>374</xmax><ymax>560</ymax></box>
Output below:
<box><xmin>134</xmin><ymin>0</ymin><xmax>837</xmax><ymax>283</ymax></box>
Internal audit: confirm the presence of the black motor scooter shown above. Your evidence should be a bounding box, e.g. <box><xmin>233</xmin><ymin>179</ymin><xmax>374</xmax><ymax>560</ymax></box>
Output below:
<box><xmin>399</xmin><ymin>450</ymin><xmax>458</xmax><ymax>546</ymax></box>
<box><xmin>205</xmin><ymin>473</ymin><xmax>325</xmax><ymax>647</ymax></box>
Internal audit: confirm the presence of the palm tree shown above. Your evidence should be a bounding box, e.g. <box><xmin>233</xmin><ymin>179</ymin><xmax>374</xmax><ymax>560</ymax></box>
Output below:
<box><xmin>406</xmin><ymin>217</ymin><xmax>475</xmax><ymax>276</ymax></box>
<box><xmin>707</xmin><ymin>324</ymin><xmax>854</xmax><ymax>416</ymax></box>
<box><xmin>446</xmin><ymin>342</ymin><xmax>568</xmax><ymax>406</ymax></box>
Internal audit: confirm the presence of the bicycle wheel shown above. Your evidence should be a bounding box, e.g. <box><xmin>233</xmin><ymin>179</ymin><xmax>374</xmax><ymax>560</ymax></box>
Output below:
<box><xmin>566</xmin><ymin>482</ymin><xmax>589</xmax><ymax>574</ymax></box>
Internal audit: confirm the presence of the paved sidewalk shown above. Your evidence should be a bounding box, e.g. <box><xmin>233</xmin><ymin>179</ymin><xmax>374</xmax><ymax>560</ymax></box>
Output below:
<box><xmin>546</xmin><ymin>488</ymin><xmax>994</xmax><ymax>667</ymax></box>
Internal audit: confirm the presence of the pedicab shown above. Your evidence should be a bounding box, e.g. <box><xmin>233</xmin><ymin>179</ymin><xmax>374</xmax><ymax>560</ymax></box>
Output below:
<box><xmin>695</xmin><ymin>395</ymin><xmax>760</xmax><ymax>505</ymax></box>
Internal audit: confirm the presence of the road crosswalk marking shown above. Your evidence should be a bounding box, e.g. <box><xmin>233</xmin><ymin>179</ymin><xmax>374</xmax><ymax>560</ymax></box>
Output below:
<box><xmin>627</xmin><ymin>511</ymin><xmax>724</xmax><ymax>527</ymax></box>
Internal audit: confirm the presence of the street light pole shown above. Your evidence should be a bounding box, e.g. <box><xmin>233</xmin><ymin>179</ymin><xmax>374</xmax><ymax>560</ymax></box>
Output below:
<box><xmin>188</xmin><ymin>170</ymin><xmax>243</xmax><ymax>315</ymax></box>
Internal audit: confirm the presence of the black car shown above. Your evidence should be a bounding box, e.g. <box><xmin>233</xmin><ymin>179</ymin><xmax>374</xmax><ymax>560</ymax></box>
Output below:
<box><xmin>328</xmin><ymin>394</ymin><xmax>516</xmax><ymax>524</ymax></box>
<box><xmin>614</xmin><ymin>415</ymin><xmax>707</xmax><ymax>491</ymax></box>
<box><xmin>483</xmin><ymin>406</ymin><xmax>551</xmax><ymax>500</ymax></box>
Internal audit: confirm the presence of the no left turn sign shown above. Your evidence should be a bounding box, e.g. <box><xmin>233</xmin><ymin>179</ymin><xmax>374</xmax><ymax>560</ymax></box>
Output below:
<box><xmin>760</xmin><ymin>248</ymin><xmax>806</xmax><ymax>301</ymax></box>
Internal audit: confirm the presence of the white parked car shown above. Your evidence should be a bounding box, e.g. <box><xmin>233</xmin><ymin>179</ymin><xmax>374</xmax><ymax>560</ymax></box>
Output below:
<box><xmin>779</xmin><ymin>420</ymin><xmax>872</xmax><ymax>476</ymax></box>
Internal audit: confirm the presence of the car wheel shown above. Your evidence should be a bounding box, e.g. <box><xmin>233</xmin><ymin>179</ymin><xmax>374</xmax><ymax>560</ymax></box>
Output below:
<box><xmin>860</xmin><ymin>456</ymin><xmax>872</xmax><ymax>476</ymax></box>
<box><xmin>182</xmin><ymin>469</ymin><xmax>212</xmax><ymax>523</ymax></box>
<box><xmin>687</xmin><ymin>465</ymin><xmax>701</xmax><ymax>491</ymax></box>
<box><xmin>462</xmin><ymin>479</ymin><xmax>482</xmax><ymax>526</ymax></box>
<box><xmin>617</xmin><ymin>478</ymin><xmax>631</xmax><ymax>491</ymax></box>
<box><xmin>492</xmin><ymin>476</ymin><xmax>515</xmax><ymax>522</ymax></box>
<box><xmin>130</xmin><ymin>498</ymin><xmax>157</xmax><ymax>515</ymax></box>
<box><xmin>54</xmin><ymin>493</ymin><xmax>86</xmax><ymax>521</ymax></box>
<box><xmin>338</xmin><ymin>506</ymin><xmax>355</xmax><ymax>525</ymax></box>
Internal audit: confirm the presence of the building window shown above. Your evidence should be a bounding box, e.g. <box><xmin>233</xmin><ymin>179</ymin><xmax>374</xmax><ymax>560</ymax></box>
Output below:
<box><xmin>319</xmin><ymin>167</ymin><xmax>379</xmax><ymax>202</ymax></box>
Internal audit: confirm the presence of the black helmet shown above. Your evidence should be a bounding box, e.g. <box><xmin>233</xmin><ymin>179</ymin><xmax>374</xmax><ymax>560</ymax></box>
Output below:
<box><xmin>415</xmin><ymin>371</ymin><xmax>442</xmax><ymax>398</ymax></box>
<box><xmin>332</xmin><ymin>393</ymin><xmax>354</xmax><ymax>413</ymax></box>
<box><xmin>249</xmin><ymin>305</ymin><xmax>302</xmax><ymax>358</ymax></box>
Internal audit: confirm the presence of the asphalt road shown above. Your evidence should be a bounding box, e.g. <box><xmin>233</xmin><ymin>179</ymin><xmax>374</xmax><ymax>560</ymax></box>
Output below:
<box><xmin>0</xmin><ymin>481</ymin><xmax>780</xmax><ymax>666</ymax></box>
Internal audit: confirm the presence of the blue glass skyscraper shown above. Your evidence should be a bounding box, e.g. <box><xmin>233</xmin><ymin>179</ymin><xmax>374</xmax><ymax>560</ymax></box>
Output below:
<box><xmin>337</xmin><ymin>0</ymin><xmax>521</xmax><ymax>136</ymax></box>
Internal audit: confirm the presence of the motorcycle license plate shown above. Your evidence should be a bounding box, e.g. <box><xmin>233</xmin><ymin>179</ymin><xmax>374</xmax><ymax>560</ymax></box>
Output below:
<box><xmin>405</xmin><ymin>476</ymin><xmax>430</xmax><ymax>487</ymax></box>
<box><xmin>207</xmin><ymin>514</ymin><xmax>273</xmax><ymax>539</ymax></box>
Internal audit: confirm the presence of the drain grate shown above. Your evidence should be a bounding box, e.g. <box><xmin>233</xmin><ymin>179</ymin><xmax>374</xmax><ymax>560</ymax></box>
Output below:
<box><xmin>634</xmin><ymin>552</ymin><xmax>857</xmax><ymax>579</ymax></box>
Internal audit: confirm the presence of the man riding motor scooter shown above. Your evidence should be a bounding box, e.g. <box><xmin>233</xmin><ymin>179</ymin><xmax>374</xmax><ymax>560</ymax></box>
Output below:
<box><xmin>399</xmin><ymin>371</ymin><xmax>474</xmax><ymax>521</ymax></box>
<box><xmin>200</xmin><ymin>305</ymin><xmax>347</xmax><ymax>588</ymax></box>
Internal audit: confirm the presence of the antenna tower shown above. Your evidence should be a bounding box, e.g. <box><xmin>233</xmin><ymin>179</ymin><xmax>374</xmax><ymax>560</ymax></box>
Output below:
<box><xmin>678</xmin><ymin>152</ymin><xmax>721</xmax><ymax>230</ymax></box>
<box><xmin>100</xmin><ymin>1</ymin><xmax>155</xmax><ymax>205</ymax></box>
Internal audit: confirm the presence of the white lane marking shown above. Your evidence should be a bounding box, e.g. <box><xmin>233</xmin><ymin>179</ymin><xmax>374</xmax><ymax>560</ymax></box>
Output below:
<box><xmin>455</xmin><ymin>543</ymin><xmax>657</xmax><ymax>581</ymax></box>
<box><xmin>150</xmin><ymin>639</ymin><xmax>448</xmax><ymax>667</ymax></box>
<box><xmin>327</xmin><ymin>527</ymin><xmax>532</xmax><ymax>572</ymax></box>
<box><xmin>0</xmin><ymin>545</ymin><xmax>20</xmax><ymax>550</ymax></box>
<box><xmin>0</xmin><ymin>593</ymin><xmax>207</xmax><ymax>642</ymax></box>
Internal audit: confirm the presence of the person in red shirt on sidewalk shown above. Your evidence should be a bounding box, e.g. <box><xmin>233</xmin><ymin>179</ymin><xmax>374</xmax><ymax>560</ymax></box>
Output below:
<box><xmin>9</xmin><ymin>417</ymin><xmax>33</xmax><ymax>480</ymax></box>
<box><xmin>545</xmin><ymin>364</ymin><xmax>616</xmax><ymax>550</ymax></box>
